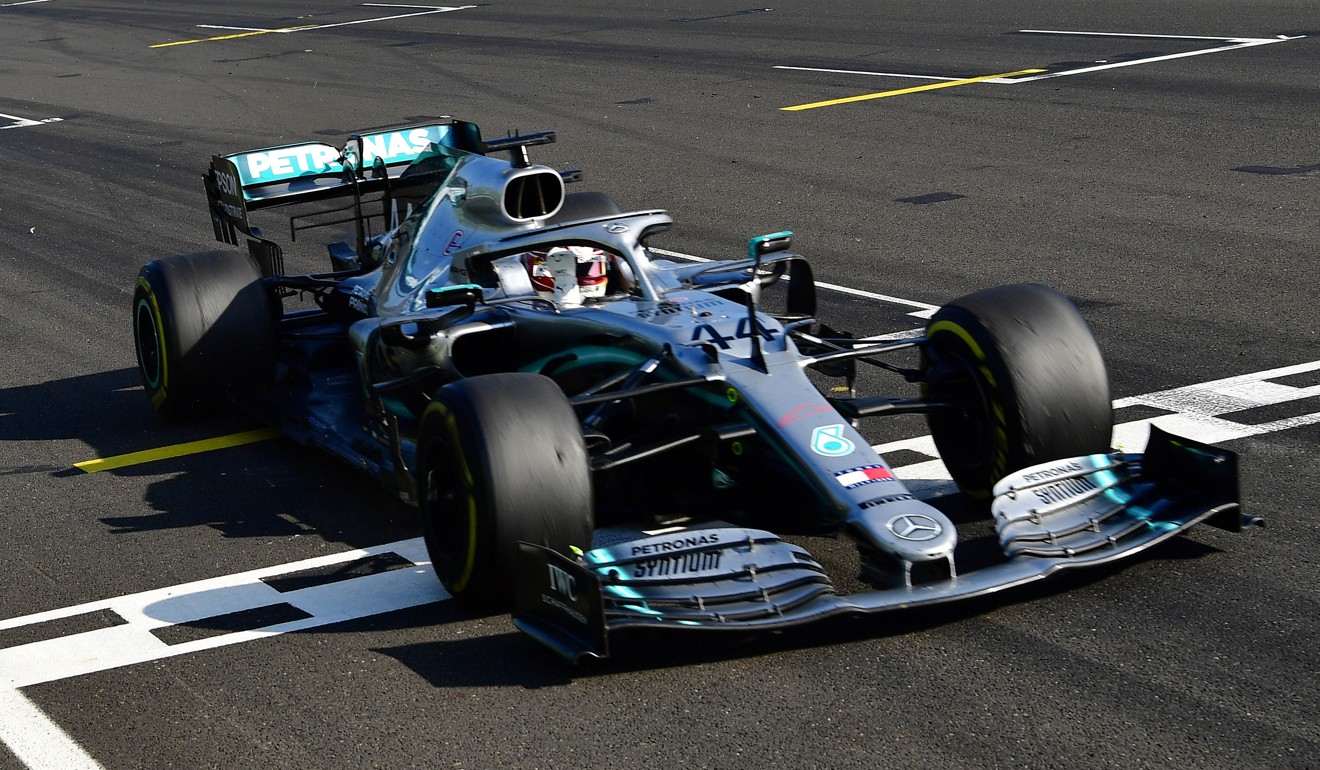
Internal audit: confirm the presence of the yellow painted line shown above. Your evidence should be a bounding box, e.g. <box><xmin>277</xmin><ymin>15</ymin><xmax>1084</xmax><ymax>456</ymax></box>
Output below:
<box><xmin>781</xmin><ymin>68</ymin><xmax>1046</xmax><ymax>111</ymax></box>
<box><xmin>74</xmin><ymin>428</ymin><xmax>282</xmax><ymax>473</ymax></box>
<box><xmin>150</xmin><ymin>25</ymin><xmax>316</xmax><ymax>49</ymax></box>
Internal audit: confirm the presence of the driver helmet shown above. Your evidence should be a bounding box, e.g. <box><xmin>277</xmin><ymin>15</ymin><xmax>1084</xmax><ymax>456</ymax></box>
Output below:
<box><xmin>522</xmin><ymin>246</ymin><xmax>610</xmax><ymax>306</ymax></box>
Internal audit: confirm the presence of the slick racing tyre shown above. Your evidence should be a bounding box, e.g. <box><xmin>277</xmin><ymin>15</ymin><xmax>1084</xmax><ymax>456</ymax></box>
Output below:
<box><xmin>416</xmin><ymin>373</ymin><xmax>593</xmax><ymax>610</ymax></box>
<box><xmin>923</xmin><ymin>283</ymin><xmax>1112</xmax><ymax>498</ymax></box>
<box><xmin>132</xmin><ymin>251</ymin><xmax>277</xmax><ymax>420</ymax></box>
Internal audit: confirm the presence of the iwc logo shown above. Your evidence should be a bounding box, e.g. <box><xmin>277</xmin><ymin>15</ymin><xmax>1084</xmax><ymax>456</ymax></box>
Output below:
<box><xmin>886</xmin><ymin>513</ymin><xmax>943</xmax><ymax>541</ymax></box>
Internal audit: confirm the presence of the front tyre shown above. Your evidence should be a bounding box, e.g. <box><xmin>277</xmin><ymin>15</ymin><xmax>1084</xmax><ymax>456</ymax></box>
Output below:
<box><xmin>416</xmin><ymin>373</ymin><xmax>593</xmax><ymax>610</ymax></box>
<box><xmin>132</xmin><ymin>251</ymin><xmax>276</xmax><ymax>420</ymax></box>
<box><xmin>923</xmin><ymin>283</ymin><xmax>1112</xmax><ymax>498</ymax></box>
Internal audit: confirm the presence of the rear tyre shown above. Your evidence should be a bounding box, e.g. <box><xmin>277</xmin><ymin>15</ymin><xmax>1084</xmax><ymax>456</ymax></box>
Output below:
<box><xmin>923</xmin><ymin>283</ymin><xmax>1112</xmax><ymax>498</ymax></box>
<box><xmin>416</xmin><ymin>373</ymin><xmax>593</xmax><ymax>609</ymax></box>
<box><xmin>132</xmin><ymin>251</ymin><xmax>276</xmax><ymax>421</ymax></box>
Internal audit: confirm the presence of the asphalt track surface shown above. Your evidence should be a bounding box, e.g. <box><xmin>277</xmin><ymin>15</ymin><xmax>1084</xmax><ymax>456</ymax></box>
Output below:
<box><xmin>1</xmin><ymin>1</ymin><xmax>1318</xmax><ymax>768</ymax></box>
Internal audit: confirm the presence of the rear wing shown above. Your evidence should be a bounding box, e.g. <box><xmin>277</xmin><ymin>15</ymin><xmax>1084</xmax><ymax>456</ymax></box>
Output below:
<box><xmin>204</xmin><ymin>119</ymin><xmax>487</xmax><ymax>248</ymax></box>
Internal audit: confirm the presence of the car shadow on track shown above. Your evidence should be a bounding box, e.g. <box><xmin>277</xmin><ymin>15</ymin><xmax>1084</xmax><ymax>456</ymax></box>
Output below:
<box><xmin>2</xmin><ymin>367</ymin><xmax>148</xmax><ymax>462</ymax></box>
<box><xmin>95</xmin><ymin>444</ymin><xmax>418</xmax><ymax>544</ymax></box>
<box><xmin>371</xmin><ymin>536</ymin><xmax>1222</xmax><ymax>687</ymax></box>
<box><xmin>1</xmin><ymin>366</ymin><xmax>418</xmax><ymax>547</ymax></box>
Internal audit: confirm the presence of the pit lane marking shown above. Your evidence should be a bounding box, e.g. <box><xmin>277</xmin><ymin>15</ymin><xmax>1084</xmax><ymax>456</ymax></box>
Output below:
<box><xmin>777</xmin><ymin>30</ymin><xmax>1305</xmax><ymax>108</ymax></box>
<box><xmin>780</xmin><ymin>68</ymin><xmax>1045</xmax><ymax>112</ymax></box>
<box><xmin>149</xmin><ymin>4</ymin><xmax>475</xmax><ymax>48</ymax></box>
<box><xmin>73</xmin><ymin>428</ymin><xmax>282</xmax><ymax>473</ymax></box>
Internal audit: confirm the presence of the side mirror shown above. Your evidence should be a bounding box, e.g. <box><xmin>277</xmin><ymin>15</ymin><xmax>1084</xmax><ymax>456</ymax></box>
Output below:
<box><xmin>747</xmin><ymin>230</ymin><xmax>793</xmax><ymax>260</ymax></box>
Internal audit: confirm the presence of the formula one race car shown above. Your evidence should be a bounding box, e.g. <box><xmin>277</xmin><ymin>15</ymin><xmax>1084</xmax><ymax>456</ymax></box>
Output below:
<box><xmin>132</xmin><ymin>118</ymin><xmax>1253</xmax><ymax>661</ymax></box>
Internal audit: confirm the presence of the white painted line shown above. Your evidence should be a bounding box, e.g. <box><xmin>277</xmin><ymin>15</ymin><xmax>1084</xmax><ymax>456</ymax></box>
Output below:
<box><xmin>195</xmin><ymin>25</ymin><xmax>278</xmax><ymax>32</ymax></box>
<box><xmin>820</xmin><ymin>283</ymin><xmax>938</xmax><ymax>317</ymax></box>
<box><xmin>1020</xmin><ymin>29</ymin><xmax>1288</xmax><ymax>43</ymax></box>
<box><xmin>0</xmin><ymin>111</ymin><xmax>62</xmax><ymax>131</ymax></box>
<box><xmin>1110</xmin><ymin>359</ymin><xmax>1320</xmax><ymax>448</ymax></box>
<box><xmin>0</xmin><ymin>0</ymin><xmax>55</xmax><ymax>7</ymax></box>
<box><xmin>0</xmin><ymin>543</ymin><xmax>442</xmax><ymax>770</ymax></box>
<box><xmin>289</xmin><ymin>4</ymin><xmax>474</xmax><ymax>33</ymax></box>
<box><xmin>773</xmin><ymin>66</ymin><xmax>962</xmax><ymax>83</ymax></box>
<box><xmin>0</xmin><ymin>538</ymin><xmax>444</xmax><ymax>689</ymax></box>
<box><xmin>648</xmin><ymin>246</ymin><xmax>711</xmax><ymax>263</ymax></box>
<box><xmin>769</xmin><ymin>66</ymin><xmax>1037</xmax><ymax>87</ymax></box>
<box><xmin>0</xmin><ymin>112</ymin><xmax>39</xmax><ymax>128</ymax></box>
<box><xmin>364</xmin><ymin>2</ymin><xmax>461</xmax><ymax>7</ymax></box>
<box><xmin>1009</xmin><ymin>37</ymin><xmax>1297</xmax><ymax>82</ymax></box>
<box><xmin>777</xmin><ymin>30</ymin><xmax>1305</xmax><ymax>88</ymax></box>
<box><xmin>883</xmin><ymin>359</ymin><xmax>1320</xmax><ymax>496</ymax></box>
<box><xmin>0</xmin><ymin>689</ymin><xmax>102</xmax><ymax>770</ymax></box>
<box><xmin>864</xmin><ymin>327</ymin><xmax>926</xmax><ymax>341</ymax></box>
<box><xmin>648</xmin><ymin>246</ymin><xmax>940</xmax><ymax>317</ymax></box>
<box><xmin>155</xmin><ymin>4</ymin><xmax>475</xmax><ymax>47</ymax></box>
<box><xmin>201</xmin><ymin>5</ymin><xmax>475</xmax><ymax>34</ymax></box>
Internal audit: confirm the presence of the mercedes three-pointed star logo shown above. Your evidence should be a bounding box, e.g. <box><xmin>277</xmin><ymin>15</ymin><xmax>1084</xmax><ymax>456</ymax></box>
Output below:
<box><xmin>886</xmin><ymin>513</ymin><xmax>943</xmax><ymax>541</ymax></box>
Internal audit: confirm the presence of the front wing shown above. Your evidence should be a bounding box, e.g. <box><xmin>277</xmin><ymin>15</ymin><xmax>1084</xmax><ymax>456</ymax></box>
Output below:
<box><xmin>512</xmin><ymin>427</ymin><xmax>1254</xmax><ymax>661</ymax></box>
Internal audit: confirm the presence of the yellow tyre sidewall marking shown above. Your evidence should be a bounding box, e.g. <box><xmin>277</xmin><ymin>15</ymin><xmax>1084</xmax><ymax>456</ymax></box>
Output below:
<box><xmin>927</xmin><ymin>319</ymin><xmax>1010</xmax><ymax>493</ymax></box>
<box><xmin>428</xmin><ymin>403</ymin><xmax>479</xmax><ymax>595</ymax></box>
<box><xmin>136</xmin><ymin>276</ymin><xmax>169</xmax><ymax>407</ymax></box>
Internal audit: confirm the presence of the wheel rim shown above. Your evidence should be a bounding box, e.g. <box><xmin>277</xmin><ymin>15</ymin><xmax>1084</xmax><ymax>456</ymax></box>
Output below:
<box><xmin>420</xmin><ymin>433</ymin><xmax>476</xmax><ymax>588</ymax></box>
<box><xmin>927</xmin><ymin>347</ymin><xmax>996</xmax><ymax>483</ymax></box>
<box><xmin>134</xmin><ymin>298</ymin><xmax>164</xmax><ymax>390</ymax></box>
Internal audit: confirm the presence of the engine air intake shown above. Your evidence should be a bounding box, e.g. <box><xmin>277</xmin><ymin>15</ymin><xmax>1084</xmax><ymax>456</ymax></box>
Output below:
<box><xmin>504</xmin><ymin>171</ymin><xmax>564</xmax><ymax>221</ymax></box>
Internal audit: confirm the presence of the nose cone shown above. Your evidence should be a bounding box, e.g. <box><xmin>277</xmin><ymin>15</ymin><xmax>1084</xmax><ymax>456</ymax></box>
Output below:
<box><xmin>849</xmin><ymin>499</ymin><xmax>958</xmax><ymax>563</ymax></box>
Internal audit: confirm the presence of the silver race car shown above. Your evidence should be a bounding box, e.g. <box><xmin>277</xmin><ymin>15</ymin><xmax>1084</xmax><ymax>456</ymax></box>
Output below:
<box><xmin>132</xmin><ymin>118</ymin><xmax>1254</xmax><ymax>660</ymax></box>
